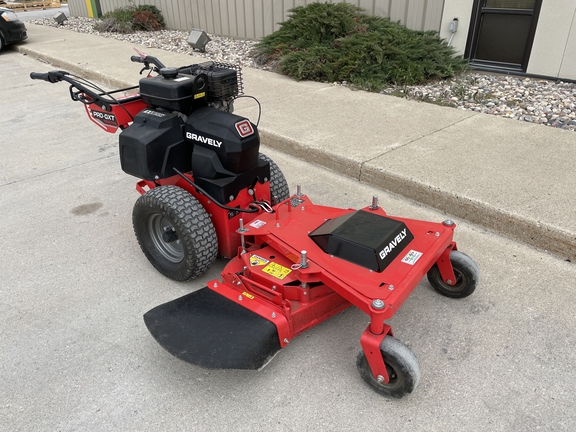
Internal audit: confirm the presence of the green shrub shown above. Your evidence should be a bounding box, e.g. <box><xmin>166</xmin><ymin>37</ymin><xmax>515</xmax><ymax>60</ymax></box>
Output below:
<box><xmin>95</xmin><ymin>15</ymin><xmax>133</xmax><ymax>34</ymax></box>
<box><xmin>94</xmin><ymin>4</ymin><xmax>165</xmax><ymax>33</ymax></box>
<box><xmin>253</xmin><ymin>2</ymin><xmax>468</xmax><ymax>88</ymax></box>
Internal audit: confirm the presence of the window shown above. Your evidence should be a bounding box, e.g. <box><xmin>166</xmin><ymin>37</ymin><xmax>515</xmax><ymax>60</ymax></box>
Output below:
<box><xmin>485</xmin><ymin>0</ymin><xmax>535</xmax><ymax>8</ymax></box>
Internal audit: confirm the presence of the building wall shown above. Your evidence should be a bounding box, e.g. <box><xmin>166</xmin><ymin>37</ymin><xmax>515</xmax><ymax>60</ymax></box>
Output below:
<box><xmin>528</xmin><ymin>0</ymin><xmax>576</xmax><ymax>79</ymax></box>
<box><xmin>68</xmin><ymin>0</ymin><xmax>445</xmax><ymax>38</ymax></box>
<box><xmin>438</xmin><ymin>0</ymin><xmax>472</xmax><ymax>56</ymax></box>
<box><xmin>441</xmin><ymin>0</ymin><xmax>576</xmax><ymax>80</ymax></box>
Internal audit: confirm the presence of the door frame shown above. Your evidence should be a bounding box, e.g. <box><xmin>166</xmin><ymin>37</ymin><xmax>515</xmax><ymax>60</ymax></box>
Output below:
<box><xmin>464</xmin><ymin>0</ymin><xmax>542</xmax><ymax>72</ymax></box>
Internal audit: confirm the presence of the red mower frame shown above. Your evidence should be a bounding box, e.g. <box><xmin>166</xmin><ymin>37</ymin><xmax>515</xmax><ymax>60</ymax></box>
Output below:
<box><xmin>31</xmin><ymin>55</ymin><xmax>479</xmax><ymax>399</ymax></box>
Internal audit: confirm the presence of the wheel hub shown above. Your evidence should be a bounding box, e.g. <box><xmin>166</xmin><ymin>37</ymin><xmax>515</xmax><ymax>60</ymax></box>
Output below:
<box><xmin>162</xmin><ymin>228</ymin><xmax>179</xmax><ymax>243</ymax></box>
<box><xmin>148</xmin><ymin>214</ymin><xmax>184</xmax><ymax>263</ymax></box>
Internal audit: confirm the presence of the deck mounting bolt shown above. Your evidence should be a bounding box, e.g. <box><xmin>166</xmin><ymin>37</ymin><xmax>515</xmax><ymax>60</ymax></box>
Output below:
<box><xmin>238</xmin><ymin>295</ymin><xmax>242</xmax><ymax>301</ymax></box>
<box><xmin>443</xmin><ymin>219</ymin><xmax>455</xmax><ymax>226</ymax></box>
<box><xmin>372</xmin><ymin>299</ymin><xmax>385</xmax><ymax>310</ymax></box>
<box><xmin>300</xmin><ymin>250</ymin><xmax>309</xmax><ymax>269</ymax></box>
<box><xmin>271</xmin><ymin>312</ymin><xmax>276</xmax><ymax>319</ymax></box>
<box><xmin>297</xmin><ymin>184</ymin><xmax>303</xmax><ymax>196</ymax></box>
<box><xmin>284</xmin><ymin>338</ymin><xmax>289</xmax><ymax>344</ymax></box>
<box><xmin>388</xmin><ymin>285</ymin><xmax>395</xmax><ymax>291</ymax></box>
<box><xmin>238</xmin><ymin>218</ymin><xmax>248</xmax><ymax>233</ymax></box>
<box><xmin>370</xmin><ymin>195</ymin><xmax>379</xmax><ymax>210</ymax></box>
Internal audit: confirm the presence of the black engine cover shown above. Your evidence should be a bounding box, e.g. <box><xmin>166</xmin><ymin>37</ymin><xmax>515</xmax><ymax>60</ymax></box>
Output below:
<box><xmin>184</xmin><ymin>107</ymin><xmax>268</xmax><ymax>203</ymax></box>
<box><xmin>185</xmin><ymin>107</ymin><xmax>259</xmax><ymax>175</ymax></box>
<box><xmin>309</xmin><ymin>210</ymin><xmax>414</xmax><ymax>272</ymax></box>
<box><xmin>119</xmin><ymin>109</ymin><xmax>191</xmax><ymax>180</ymax></box>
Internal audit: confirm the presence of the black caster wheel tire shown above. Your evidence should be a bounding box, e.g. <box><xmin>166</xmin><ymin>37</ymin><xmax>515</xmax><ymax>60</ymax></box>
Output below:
<box><xmin>427</xmin><ymin>250</ymin><xmax>479</xmax><ymax>298</ymax></box>
<box><xmin>259</xmin><ymin>153</ymin><xmax>290</xmax><ymax>202</ymax></box>
<box><xmin>356</xmin><ymin>336</ymin><xmax>421</xmax><ymax>399</ymax></box>
<box><xmin>133</xmin><ymin>185</ymin><xmax>217</xmax><ymax>281</ymax></box>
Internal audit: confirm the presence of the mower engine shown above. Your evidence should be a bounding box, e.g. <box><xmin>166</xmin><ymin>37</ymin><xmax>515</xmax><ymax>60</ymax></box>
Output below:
<box><xmin>119</xmin><ymin>62</ymin><xmax>270</xmax><ymax>205</ymax></box>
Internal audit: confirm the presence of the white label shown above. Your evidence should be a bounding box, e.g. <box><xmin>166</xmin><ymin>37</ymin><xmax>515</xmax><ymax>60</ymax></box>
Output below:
<box><xmin>401</xmin><ymin>250</ymin><xmax>423</xmax><ymax>265</ymax></box>
<box><xmin>249</xmin><ymin>219</ymin><xmax>266</xmax><ymax>229</ymax></box>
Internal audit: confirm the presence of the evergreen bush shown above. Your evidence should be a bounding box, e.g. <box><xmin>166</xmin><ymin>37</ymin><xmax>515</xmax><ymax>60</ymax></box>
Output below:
<box><xmin>253</xmin><ymin>2</ymin><xmax>468</xmax><ymax>88</ymax></box>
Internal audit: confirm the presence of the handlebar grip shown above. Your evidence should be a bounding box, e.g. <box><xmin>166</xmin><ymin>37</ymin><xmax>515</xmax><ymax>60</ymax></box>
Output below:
<box><xmin>131</xmin><ymin>55</ymin><xmax>145</xmax><ymax>63</ymax></box>
<box><xmin>30</xmin><ymin>71</ymin><xmax>65</xmax><ymax>83</ymax></box>
<box><xmin>30</xmin><ymin>72</ymin><xmax>50</xmax><ymax>81</ymax></box>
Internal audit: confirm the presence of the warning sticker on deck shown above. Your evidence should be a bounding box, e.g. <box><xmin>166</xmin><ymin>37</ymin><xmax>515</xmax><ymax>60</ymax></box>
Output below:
<box><xmin>401</xmin><ymin>250</ymin><xmax>423</xmax><ymax>265</ymax></box>
<box><xmin>249</xmin><ymin>254</ymin><xmax>270</xmax><ymax>266</ymax></box>
<box><xmin>262</xmin><ymin>262</ymin><xmax>292</xmax><ymax>280</ymax></box>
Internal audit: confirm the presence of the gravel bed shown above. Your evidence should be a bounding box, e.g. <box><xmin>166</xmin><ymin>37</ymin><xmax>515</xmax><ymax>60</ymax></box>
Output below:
<box><xmin>32</xmin><ymin>16</ymin><xmax>576</xmax><ymax>132</ymax></box>
<box><xmin>31</xmin><ymin>17</ymin><xmax>259</xmax><ymax>67</ymax></box>
<box><xmin>384</xmin><ymin>74</ymin><xmax>576</xmax><ymax>131</ymax></box>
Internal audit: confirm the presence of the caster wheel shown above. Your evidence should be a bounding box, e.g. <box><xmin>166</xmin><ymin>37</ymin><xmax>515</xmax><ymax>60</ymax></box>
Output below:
<box><xmin>427</xmin><ymin>250</ymin><xmax>479</xmax><ymax>298</ymax></box>
<box><xmin>357</xmin><ymin>336</ymin><xmax>420</xmax><ymax>399</ymax></box>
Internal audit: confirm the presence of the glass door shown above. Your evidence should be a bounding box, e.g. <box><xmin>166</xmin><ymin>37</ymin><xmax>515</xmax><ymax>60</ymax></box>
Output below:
<box><xmin>465</xmin><ymin>0</ymin><xmax>542</xmax><ymax>72</ymax></box>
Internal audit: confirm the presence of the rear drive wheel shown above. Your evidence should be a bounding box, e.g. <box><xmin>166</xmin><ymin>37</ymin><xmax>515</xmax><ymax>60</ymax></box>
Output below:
<box><xmin>259</xmin><ymin>153</ymin><xmax>289</xmax><ymax>202</ymax></box>
<box><xmin>427</xmin><ymin>250</ymin><xmax>479</xmax><ymax>298</ymax></box>
<box><xmin>133</xmin><ymin>185</ymin><xmax>217</xmax><ymax>281</ymax></box>
<box><xmin>356</xmin><ymin>336</ymin><xmax>421</xmax><ymax>399</ymax></box>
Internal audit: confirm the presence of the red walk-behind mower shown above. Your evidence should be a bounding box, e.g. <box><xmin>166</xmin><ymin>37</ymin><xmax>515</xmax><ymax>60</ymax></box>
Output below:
<box><xmin>31</xmin><ymin>52</ymin><xmax>479</xmax><ymax>398</ymax></box>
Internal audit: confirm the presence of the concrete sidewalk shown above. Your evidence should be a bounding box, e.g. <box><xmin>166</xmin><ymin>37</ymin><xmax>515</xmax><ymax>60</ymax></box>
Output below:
<box><xmin>16</xmin><ymin>24</ymin><xmax>576</xmax><ymax>261</ymax></box>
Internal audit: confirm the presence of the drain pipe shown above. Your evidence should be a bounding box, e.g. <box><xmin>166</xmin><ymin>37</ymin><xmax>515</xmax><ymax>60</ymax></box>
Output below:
<box><xmin>447</xmin><ymin>18</ymin><xmax>458</xmax><ymax>47</ymax></box>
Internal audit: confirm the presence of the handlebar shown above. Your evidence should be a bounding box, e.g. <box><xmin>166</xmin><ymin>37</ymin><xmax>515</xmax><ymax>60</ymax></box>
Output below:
<box><xmin>130</xmin><ymin>53</ymin><xmax>166</xmax><ymax>72</ymax></box>
<box><xmin>30</xmin><ymin>70</ymin><xmax>67</xmax><ymax>83</ymax></box>
<box><xmin>30</xmin><ymin>69</ymin><xmax>115</xmax><ymax>109</ymax></box>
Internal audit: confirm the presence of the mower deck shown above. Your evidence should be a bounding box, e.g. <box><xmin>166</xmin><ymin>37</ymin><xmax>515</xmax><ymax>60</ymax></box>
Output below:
<box><xmin>144</xmin><ymin>194</ymin><xmax>458</xmax><ymax>375</ymax></box>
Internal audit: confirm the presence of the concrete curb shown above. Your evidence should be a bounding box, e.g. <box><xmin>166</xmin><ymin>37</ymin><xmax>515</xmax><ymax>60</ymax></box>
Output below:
<box><xmin>17</xmin><ymin>45</ymin><xmax>135</xmax><ymax>90</ymax></box>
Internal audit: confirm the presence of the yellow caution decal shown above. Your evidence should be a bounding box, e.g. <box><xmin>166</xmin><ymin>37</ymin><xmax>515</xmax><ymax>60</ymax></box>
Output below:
<box><xmin>262</xmin><ymin>262</ymin><xmax>292</xmax><ymax>280</ymax></box>
<box><xmin>249</xmin><ymin>254</ymin><xmax>270</xmax><ymax>266</ymax></box>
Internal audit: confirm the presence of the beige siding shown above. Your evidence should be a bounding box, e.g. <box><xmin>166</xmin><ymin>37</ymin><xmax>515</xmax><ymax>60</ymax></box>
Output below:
<box><xmin>528</xmin><ymin>0</ymin><xmax>576</xmax><ymax>80</ymax></box>
<box><xmin>68</xmin><ymin>0</ymin><xmax>87</xmax><ymax>17</ymax></box>
<box><xmin>68</xmin><ymin>0</ymin><xmax>444</xmax><ymax>38</ymax></box>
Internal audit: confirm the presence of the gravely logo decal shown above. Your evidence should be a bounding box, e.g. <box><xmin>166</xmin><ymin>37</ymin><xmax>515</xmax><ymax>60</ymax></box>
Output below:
<box><xmin>379</xmin><ymin>228</ymin><xmax>408</xmax><ymax>259</ymax></box>
<box><xmin>235</xmin><ymin>119</ymin><xmax>254</xmax><ymax>138</ymax></box>
<box><xmin>186</xmin><ymin>132</ymin><xmax>222</xmax><ymax>148</ymax></box>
